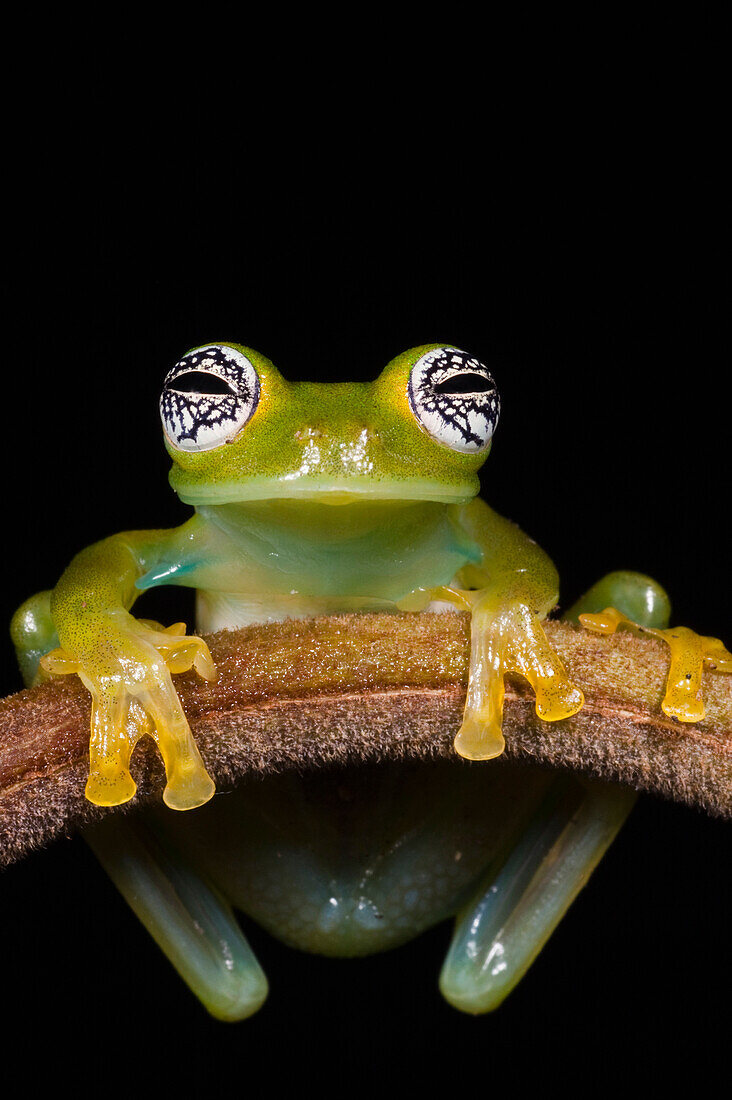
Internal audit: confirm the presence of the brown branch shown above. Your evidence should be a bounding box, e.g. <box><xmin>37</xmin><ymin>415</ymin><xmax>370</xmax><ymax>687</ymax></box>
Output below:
<box><xmin>1</xmin><ymin>613</ymin><xmax>731</xmax><ymax>867</ymax></box>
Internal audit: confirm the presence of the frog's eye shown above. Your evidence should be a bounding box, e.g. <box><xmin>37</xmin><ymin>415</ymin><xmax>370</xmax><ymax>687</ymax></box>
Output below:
<box><xmin>408</xmin><ymin>347</ymin><xmax>500</xmax><ymax>453</ymax></box>
<box><xmin>160</xmin><ymin>344</ymin><xmax>260</xmax><ymax>452</ymax></box>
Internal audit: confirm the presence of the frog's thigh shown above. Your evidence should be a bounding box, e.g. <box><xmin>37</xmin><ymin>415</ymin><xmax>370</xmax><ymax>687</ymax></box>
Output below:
<box><xmin>563</xmin><ymin>570</ymin><xmax>671</xmax><ymax>628</ymax></box>
<box><xmin>10</xmin><ymin>590</ymin><xmax>59</xmax><ymax>686</ymax></box>
<box><xmin>84</xmin><ymin>814</ymin><xmax>268</xmax><ymax>1022</ymax></box>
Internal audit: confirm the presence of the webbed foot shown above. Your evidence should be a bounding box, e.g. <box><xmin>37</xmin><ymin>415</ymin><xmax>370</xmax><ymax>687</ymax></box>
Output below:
<box><xmin>41</xmin><ymin>619</ymin><xmax>217</xmax><ymax>810</ymax></box>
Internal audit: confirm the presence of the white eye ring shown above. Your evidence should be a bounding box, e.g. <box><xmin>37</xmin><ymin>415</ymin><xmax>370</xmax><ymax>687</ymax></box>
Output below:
<box><xmin>160</xmin><ymin>344</ymin><xmax>260</xmax><ymax>452</ymax></box>
<box><xmin>408</xmin><ymin>346</ymin><xmax>500</xmax><ymax>454</ymax></box>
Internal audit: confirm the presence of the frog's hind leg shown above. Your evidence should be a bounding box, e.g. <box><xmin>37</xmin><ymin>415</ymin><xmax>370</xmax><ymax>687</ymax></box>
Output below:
<box><xmin>84</xmin><ymin>815</ymin><xmax>268</xmax><ymax>1022</ymax></box>
<box><xmin>10</xmin><ymin>590</ymin><xmax>59</xmax><ymax>686</ymax></box>
<box><xmin>440</xmin><ymin>777</ymin><xmax>635</xmax><ymax>1013</ymax></box>
<box><xmin>439</xmin><ymin>571</ymin><xmax>670</xmax><ymax>1013</ymax></box>
<box><xmin>563</xmin><ymin>569</ymin><xmax>672</xmax><ymax>628</ymax></box>
<box><xmin>567</xmin><ymin>570</ymin><xmax>732</xmax><ymax>723</ymax></box>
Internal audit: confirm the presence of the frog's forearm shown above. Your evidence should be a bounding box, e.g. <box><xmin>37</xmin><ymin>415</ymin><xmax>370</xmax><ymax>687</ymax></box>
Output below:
<box><xmin>41</xmin><ymin>527</ymin><xmax>216</xmax><ymax>811</ymax></box>
<box><xmin>50</xmin><ymin>531</ymin><xmax>175</xmax><ymax>645</ymax></box>
<box><xmin>451</xmin><ymin>498</ymin><xmax>559</xmax><ymax>615</ymax></box>
<box><xmin>438</xmin><ymin>498</ymin><xmax>582</xmax><ymax>762</ymax></box>
<box><xmin>11</xmin><ymin>534</ymin><xmax>175</xmax><ymax>687</ymax></box>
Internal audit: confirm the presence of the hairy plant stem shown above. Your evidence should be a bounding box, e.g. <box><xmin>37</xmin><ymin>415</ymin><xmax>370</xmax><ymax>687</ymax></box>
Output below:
<box><xmin>1</xmin><ymin>613</ymin><xmax>730</xmax><ymax>866</ymax></box>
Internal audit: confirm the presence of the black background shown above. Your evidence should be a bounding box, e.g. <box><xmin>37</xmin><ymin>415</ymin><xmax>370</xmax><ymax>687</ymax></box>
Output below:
<box><xmin>0</xmin><ymin>46</ymin><xmax>729</xmax><ymax>1092</ymax></box>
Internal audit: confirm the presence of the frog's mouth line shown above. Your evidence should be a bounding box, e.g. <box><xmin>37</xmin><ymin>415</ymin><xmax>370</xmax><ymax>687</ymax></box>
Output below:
<box><xmin>172</xmin><ymin>477</ymin><xmax>477</xmax><ymax>506</ymax></box>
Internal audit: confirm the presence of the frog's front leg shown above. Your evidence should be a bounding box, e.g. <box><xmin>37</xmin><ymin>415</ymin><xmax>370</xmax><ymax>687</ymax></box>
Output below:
<box><xmin>446</xmin><ymin>588</ymin><xmax>584</xmax><ymax>760</ymax></box>
<box><xmin>12</xmin><ymin>527</ymin><xmax>217</xmax><ymax>810</ymax></box>
<box><xmin>401</xmin><ymin>498</ymin><xmax>584</xmax><ymax>760</ymax></box>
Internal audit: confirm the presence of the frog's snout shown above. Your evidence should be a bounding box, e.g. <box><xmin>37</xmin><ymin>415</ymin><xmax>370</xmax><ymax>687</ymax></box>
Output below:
<box><xmin>294</xmin><ymin>424</ymin><xmax>378</xmax><ymax>441</ymax></box>
<box><xmin>294</xmin><ymin>426</ymin><xmax>324</xmax><ymax>441</ymax></box>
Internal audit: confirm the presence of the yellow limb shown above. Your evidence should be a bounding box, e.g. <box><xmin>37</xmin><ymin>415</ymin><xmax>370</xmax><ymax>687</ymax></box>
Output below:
<box><xmin>578</xmin><ymin>607</ymin><xmax>732</xmax><ymax>722</ymax></box>
<box><xmin>401</xmin><ymin>585</ymin><xmax>585</xmax><ymax>761</ymax></box>
<box><xmin>42</xmin><ymin>620</ymin><xmax>217</xmax><ymax>809</ymax></box>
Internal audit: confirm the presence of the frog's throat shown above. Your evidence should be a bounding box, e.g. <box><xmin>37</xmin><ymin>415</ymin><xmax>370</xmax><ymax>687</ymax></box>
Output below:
<box><xmin>172</xmin><ymin>477</ymin><xmax>476</xmax><ymax>506</ymax></box>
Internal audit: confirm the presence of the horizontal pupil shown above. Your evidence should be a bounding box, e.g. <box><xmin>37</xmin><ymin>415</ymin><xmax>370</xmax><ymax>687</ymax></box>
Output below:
<box><xmin>170</xmin><ymin>370</ymin><xmax>234</xmax><ymax>395</ymax></box>
<box><xmin>433</xmin><ymin>372</ymin><xmax>492</xmax><ymax>395</ymax></box>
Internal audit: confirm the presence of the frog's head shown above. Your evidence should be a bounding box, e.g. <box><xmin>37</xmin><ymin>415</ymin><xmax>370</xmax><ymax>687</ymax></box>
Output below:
<box><xmin>160</xmin><ymin>343</ymin><xmax>500</xmax><ymax>505</ymax></box>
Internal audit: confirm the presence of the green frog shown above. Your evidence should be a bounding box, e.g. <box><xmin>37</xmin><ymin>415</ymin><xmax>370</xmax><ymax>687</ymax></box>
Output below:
<box><xmin>11</xmin><ymin>343</ymin><xmax>728</xmax><ymax>1020</ymax></box>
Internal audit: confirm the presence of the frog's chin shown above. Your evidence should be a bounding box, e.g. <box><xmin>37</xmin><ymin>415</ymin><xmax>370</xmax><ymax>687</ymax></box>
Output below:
<box><xmin>171</xmin><ymin>477</ymin><xmax>477</xmax><ymax>507</ymax></box>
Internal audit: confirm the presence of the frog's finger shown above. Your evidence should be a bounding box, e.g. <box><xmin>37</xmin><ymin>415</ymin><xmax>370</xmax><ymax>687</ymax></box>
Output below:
<box><xmin>659</xmin><ymin>626</ymin><xmax>708</xmax><ymax>722</ymax></box>
<box><xmin>704</xmin><ymin>637</ymin><xmax>732</xmax><ymax>673</ymax></box>
<box><xmin>135</xmin><ymin>673</ymin><xmax>215</xmax><ymax>811</ymax></box>
<box><xmin>85</xmin><ymin>814</ymin><xmax>269</xmax><ymax>1022</ymax></box>
<box><xmin>136</xmin><ymin>622</ymin><xmax>217</xmax><ymax>682</ymax></box>
<box><xmin>136</xmin><ymin>619</ymin><xmax>187</xmax><ymax>635</ymax></box>
<box><xmin>81</xmin><ymin>681</ymin><xmax>138</xmax><ymax>807</ymax></box>
<box><xmin>503</xmin><ymin>602</ymin><xmax>584</xmax><ymax>722</ymax></box>
<box><xmin>453</xmin><ymin>604</ymin><xmax>505</xmax><ymax>760</ymax></box>
<box><xmin>40</xmin><ymin>648</ymin><xmax>81</xmax><ymax>676</ymax></box>
<box><xmin>439</xmin><ymin>778</ymin><xmax>635</xmax><ymax>1013</ymax></box>
<box><xmin>175</xmin><ymin>637</ymin><xmax>217</xmax><ymax>681</ymax></box>
<box><xmin>159</xmin><ymin>638</ymin><xmax>215</xmax><ymax>678</ymax></box>
<box><xmin>656</xmin><ymin>629</ymin><xmax>732</xmax><ymax>719</ymax></box>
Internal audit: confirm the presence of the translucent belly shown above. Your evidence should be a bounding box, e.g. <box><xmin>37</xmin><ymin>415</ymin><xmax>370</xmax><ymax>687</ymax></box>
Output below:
<box><xmin>152</xmin><ymin>760</ymin><xmax>552</xmax><ymax>957</ymax></box>
<box><xmin>189</xmin><ymin>499</ymin><xmax>479</xmax><ymax>619</ymax></box>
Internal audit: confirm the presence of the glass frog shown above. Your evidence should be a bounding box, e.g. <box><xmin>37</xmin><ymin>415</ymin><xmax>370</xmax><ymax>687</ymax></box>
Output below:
<box><xmin>10</xmin><ymin>343</ymin><xmax>730</xmax><ymax>1021</ymax></box>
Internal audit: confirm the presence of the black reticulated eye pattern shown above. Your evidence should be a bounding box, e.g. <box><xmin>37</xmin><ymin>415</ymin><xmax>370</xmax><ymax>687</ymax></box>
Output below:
<box><xmin>160</xmin><ymin>345</ymin><xmax>259</xmax><ymax>450</ymax></box>
<box><xmin>409</xmin><ymin>348</ymin><xmax>500</xmax><ymax>453</ymax></box>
